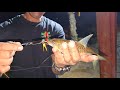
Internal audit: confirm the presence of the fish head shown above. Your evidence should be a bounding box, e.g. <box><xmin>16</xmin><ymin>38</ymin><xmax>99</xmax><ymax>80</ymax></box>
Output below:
<box><xmin>47</xmin><ymin>38</ymin><xmax>68</xmax><ymax>51</ymax></box>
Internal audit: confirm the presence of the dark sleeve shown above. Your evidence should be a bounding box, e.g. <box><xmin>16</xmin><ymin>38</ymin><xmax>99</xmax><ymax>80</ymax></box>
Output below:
<box><xmin>0</xmin><ymin>23</ymin><xmax>6</xmax><ymax>37</ymax></box>
<box><xmin>0</xmin><ymin>18</ymin><xmax>17</xmax><ymax>41</ymax></box>
<box><xmin>0</xmin><ymin>20</ymin><xmax>11</xmax><ymax>34</ymax></box>
<box><xmin>0</xmin><ymin>21</ymin><xmax>10</xmax><ymax>41</ymax></box>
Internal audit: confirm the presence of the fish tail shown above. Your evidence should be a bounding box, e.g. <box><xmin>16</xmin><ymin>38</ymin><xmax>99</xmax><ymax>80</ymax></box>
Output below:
<box><xmin>97</xmin><ymin>55</ymin><xmax>106</xmax><ymax>60</ymax></box>
<box><xmin>92</xmin><ymin>55</ymin><xmax>106</xmax><ymax>70</ymax></box>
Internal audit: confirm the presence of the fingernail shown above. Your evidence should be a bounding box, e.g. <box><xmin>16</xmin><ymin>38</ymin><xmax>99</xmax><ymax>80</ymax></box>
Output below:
<box><xmin>18</xmin><ymin>46</ymin><xmax>23</xmax><ymax>51</ymax></box>
<box><xmin>69</xmin><ymin>40</ymin><xmax>75</xmax><ymax>48</ymax></box>
<box><xmin>62</xmin><ymin>42</ymin><xmax>67</xmax><ymax>49</ymax></box>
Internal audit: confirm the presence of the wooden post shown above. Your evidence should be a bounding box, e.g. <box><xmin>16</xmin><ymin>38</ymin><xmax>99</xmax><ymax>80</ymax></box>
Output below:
<box><xmin>96</xmin><ymin>12</ymin><xmax>117</xmax><ymax>78</ymax></box>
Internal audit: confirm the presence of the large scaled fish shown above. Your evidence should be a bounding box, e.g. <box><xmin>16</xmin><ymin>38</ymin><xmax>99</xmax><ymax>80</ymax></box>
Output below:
<box><xmin>46</xmin><ymin>34</ymin><xmax>106</xmax><ymax>69</ymax></box>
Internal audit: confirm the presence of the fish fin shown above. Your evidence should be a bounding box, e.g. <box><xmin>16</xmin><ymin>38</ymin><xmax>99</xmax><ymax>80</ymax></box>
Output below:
<box><xmin>92</xmin><ymin>55</ymin><xmax>106</xmax><ymax>70</ymax></box>
<box><xmin>97</xmin><ymin>55</ymin><xmax>106</xmax><ymax>60</ymax></box>
<box><xmin>92</xmin><ymin>60</ymin><xmax>98</xmax><ymax>70</ymax></box>
<box><xmin>79</xmin><ymin>34</ymin><xmax>93</xmax><ymax>48</ymax></box>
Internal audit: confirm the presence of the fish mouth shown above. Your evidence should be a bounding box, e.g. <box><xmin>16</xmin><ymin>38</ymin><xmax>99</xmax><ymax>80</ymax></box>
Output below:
<box><xmin>46</xmin><ymin>41</ymin><xmax>54</xmax><ymax>47</ymax></box>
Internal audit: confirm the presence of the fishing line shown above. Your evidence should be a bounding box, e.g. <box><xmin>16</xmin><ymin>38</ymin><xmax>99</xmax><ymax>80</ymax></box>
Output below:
<box><xmin>10</xmin><ymin>54</ymin><xmax>52</xmax><ymax>72</ymax></box>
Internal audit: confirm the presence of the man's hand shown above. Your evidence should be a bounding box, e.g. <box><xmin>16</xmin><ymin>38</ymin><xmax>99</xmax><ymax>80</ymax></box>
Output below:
<box><xmin>0</xmin><ymin>42</ymin><xmax>23</xmax><ymax>74</ymax></box>
<box><xmin>52</xmin><ymin>40</ymin><xmax>98</xmax><ymax>68</ymax></box>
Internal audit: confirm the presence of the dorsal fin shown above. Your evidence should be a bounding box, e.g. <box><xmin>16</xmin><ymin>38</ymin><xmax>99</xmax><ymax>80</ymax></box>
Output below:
<box><xmin>79</xmin><ymin>34</ymin><xmax>93</xmax><ymax>48</ymax></box>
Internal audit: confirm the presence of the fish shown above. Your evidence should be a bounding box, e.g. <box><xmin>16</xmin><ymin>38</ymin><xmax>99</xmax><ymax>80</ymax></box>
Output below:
<box><xmin>46</xmin><ymin>34</ymin><xmax>106</xmax><ymax>69</ymax></box>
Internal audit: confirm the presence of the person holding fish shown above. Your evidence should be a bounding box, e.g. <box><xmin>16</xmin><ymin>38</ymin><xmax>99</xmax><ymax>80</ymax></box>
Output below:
<box><xmin>0</xmin><ymin>12</ymin><xmax>99</xmax><ymax>78</ymax></box>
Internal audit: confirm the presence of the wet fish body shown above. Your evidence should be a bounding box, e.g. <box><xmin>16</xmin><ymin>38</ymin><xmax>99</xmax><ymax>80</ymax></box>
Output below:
<box><xmin>47</xmin><ymin>34</ymin><xmax>106</xmax><ymax>69</ymax></box>
<box><xmin>47</xmin><ymin>34</ymin><xmax>105</xmax><ymax>61</ymax></box>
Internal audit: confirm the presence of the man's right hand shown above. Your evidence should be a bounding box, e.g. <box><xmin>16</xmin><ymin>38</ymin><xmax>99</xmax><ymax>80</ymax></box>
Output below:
<box><xmin>0</xmin><ymin>42</ymin><xmax>23</xmax><ymax>74</ymax></box>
